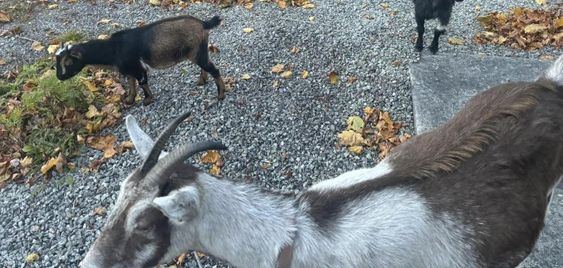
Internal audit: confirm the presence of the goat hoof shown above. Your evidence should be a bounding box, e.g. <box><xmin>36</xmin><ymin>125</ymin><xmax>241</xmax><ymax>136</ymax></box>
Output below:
<box><xmin>123</xmin><ymin>96</ymin><xmax>136</xmax><ymax>105</ymax></box>
<box><xmin>429</xmin><ymin>46</ymin><xmax>439</xmax><ymax>54</ymax></box>
<box><xmin>415</xmin><ymin>44</ymin><xmax>423</xmax><ymax>52</ymax></box>
<box><xmin>217</xmin><ymin>94</ymin><xmax>225</xmax><ymax>101</ymax></box>
<box><xmin>142</xmin><ymin>97</ymin><xmax>154</xmax><ymax>106</ymax></box>
<box><xmin>197</xmin><ymin>79</ymin><xmax>207</xmax><ymax>86</ymax></box>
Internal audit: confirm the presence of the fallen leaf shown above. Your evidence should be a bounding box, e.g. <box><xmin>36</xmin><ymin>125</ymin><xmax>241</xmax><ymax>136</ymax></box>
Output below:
<box><xmin>209</xmin><ymin>164</ymin><xmax>221</xmax><ymax>176</ymax></box>
<box><xmin>301</xmin><ymin>70</ymin><xmax>309</xmax><ymax>79</ymax></box>
<box><xmin>25</xmin><ymin>253</ymin><xmax>40</xmax><ymax>264</ymax></box>
<box><xmin>97</xmin><ymin>34</ymin><xmax>110</xmax><ymax>40</ymax></box>
<box><xmin>308</xmin><ymin>16</ymin><xmax>315</xmax><ymax>22</ymax></box>
<box><xmin>302</xmin><ymin>3</ymin><xmax>315</xmax><ymax>9</ymax></box>
<box><xmin>89</xmin><ymin>159</ymin><xmax>104</xmax><ymax>171</ymax></box>
<box><xmin>447</xmin><ymin>36</ymin><xmax>465</xmax><ymax>45</ymax></box>
<box><xmin>555</xmin><ymin>18</ymin><xmax>563</xmax><ymax>29</ymax></box>
<box><xmin>48</xmin><ymin>4</ymin><xmax>58</xmax><ymax>9</ymax></box>
<box><xmin>31</xmin><ymin>41</ymin><xmax>45</xmax><ymax>52</ymax></box>
<box><xmin>94</xmin><ymin>207</ymin><xmax>106</xmax><ymax>216</ymax></box>
<box><xmin>535</xmin><ymin>0</ymin><xmax>545</xmax><ymax>5</ymax></box>
<box><xmin>40</xmin><ymin>157</ymin><xmax>59</xmax><ymax>174</ymax></box>
<box><xmin>47</xmin><ymin>44</ymin><xmax>60</xmax><ymax>54</ymax></box>
<box><xmin>97</xmin><ymin>18</ymin><xmax>112</xmax><ymax>24</ymax></box>
<box><xmin>347</xmin><ymin>116</ymin><xmax>365</xmax><ymax>132</ymax></box>
<box><xmin>338</xmin><ymin>130</ymin><xmax>365</xmax><ymax>146</ymax></box>
<box><xmin>244</xmin><ymin>2</ymin><xmax>254</xmax><ymax>10</ymax></box>
<box><xmin>0</xmin><ymin>58</ymin><xmax>6</xmax><ymax>65</ymax></box>
<box><xmin>0</xmin><ymin>11</ymin><xmax>10</xmax><ymax>23</ymax></box>
<box><xmin>241</xmin><ymin>73</ymin><xmax>251</xmax><ymax>80</ymax></box>
<box><xmin>524</xmin><ymin>24</ymin><xmax>548</xmax><ymax>34</ymax></box>
<box><xmin>87</xmin><ymin>135</ymin><xmax>117</xmax><ymax>159</ymax></box>
<box><xmin>21</xmin><ymin>157</ymin><xmax>33</xmax><ymax>168</ymax></box>
<box><xmin>149</xmin><ymin>0</ymin><xmax>160</xmax><ymax>5</ymax></box>
<box><xmin>271</xmin><ymin>64</ymin><xmax>285</xmax><ymax>74</ymax></box>
<box><xmin>85</xmin><ymin>105</ymin><xmax>102</xmax><ymax>119</ymax></box>
<box><xmin>328</xmin><ymin>71</ymin><xmax>339</xmax><ymax>85</ymax></box>
<box><xmin>348</xmin><ymin>145</ymin><xmax>363</xmax><ymax>155</ymax></box>
<box><xmin>242</xmin><ymin>27</ymin><xmax>255</xmax><ymax>33</ymax></box>
<box><xmin>176</xmin><ymin>253</ymin><xmax>187</xmax><ymax>266</ymax></box>
<box><xmin>208</xmin><ymin>44</ymin><xmax>220</xmax><ymax>53</ymax></box>
<box><xmin>272</xmin><ymin>80</ymin><xmax>280</xmax><ymax>88</ymax></box>
<box><xmin>119</xmin><ymin>141</ymin><xmax>135</xmax><ymax>151</ymax></box>
<box><xmin>81</xmin><ymin>79</ymin><xmax>98</xmax><ymax>93</ymax></box>
<box><xmin>290</xmin><ymin>46</ymin><xmax>300</xmax><ymax>54</ymax></box>
<box><xmin>201</xmin><ymin>150</ymin><xmax>221</xmax><ymax>164</ymax></box>
<box><xmin>280</xmin><ymin>70</ymin><xmax>293</xmax><ymax>79</ymax></box>
<box><xmin>380</xmin><ymin>3</ymin><xmax>390</xmax><ymax>9</ymax></box>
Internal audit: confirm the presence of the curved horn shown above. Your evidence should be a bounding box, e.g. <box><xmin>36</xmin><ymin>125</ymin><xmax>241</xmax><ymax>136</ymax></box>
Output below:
<box><xmin>144</xmin><ymin>141</ymin><xmax>228</xmax><ymax>187</ymax></box>
<box><xmin>140</xmin><ymin>111</ymin><xmax>192</xmax><ymax>175</ymax></box>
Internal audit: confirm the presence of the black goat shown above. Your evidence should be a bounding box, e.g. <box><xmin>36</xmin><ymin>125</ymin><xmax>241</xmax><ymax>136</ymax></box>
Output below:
<box><xmin>55</xmin><ymin>15</ymin><xmax>226</xmax><ymax>106</ymax></box>
<box><xmin>413</xmin><ymin>0</ymin><xmax>463</xmax><ymax>54</ymax></box>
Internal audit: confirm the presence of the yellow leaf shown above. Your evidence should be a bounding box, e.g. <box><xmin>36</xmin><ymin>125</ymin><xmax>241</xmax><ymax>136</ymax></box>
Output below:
<box><xmin>380</xmin><ymin>3</ymin><xmax>390</xmax><ymax>9</ymax></box>
<box><xmin>87</xmin><ymin>135</ymin><xmax>117</xmax><ymax>159</ymax></box>
<box><xmin>277</xmin><ymin>1</ymin><xmax>288</xmax><ymax>9</ymax></box>
<box><xmin>338</xmin><ymin>130</ymin><xmax>365</xmax><ymax>146</ymax></box>
<box><xmin>272</xmin><ymin>80</ymin><xmax>280</xmax><ymax>88</ymax></box>
<box><xmin>535</xmin><ymin>0</ymin><xmax>545</xmax><ymax>5</ymax></box>
<box><xmin>201</xmin><ymin>150</ymin><xmax>221</xmax><ymax>164</ymax></box>
<box><xmin>94</xmin><ymin>207</ymin><xmax>106</xmax><ymax>216</ymax></box>
<box><xmin>554</xmin><ymin>32</ymin><xmax>563</xmax><ymax>41</ymax></box>
<box><xmin>524</xmin><ymin>24</ymin><xmax>548</xmax><ymax>34</ymax></box>
<box><xmin>47</xmin><ymin>44</ymin><xmax>60</xmax><ymax>54</ymax></box>
<box><xmin>447</xmin><ymin>37</ymin><xmax>464</xmax><ymax>45</ymax></box>
<box><xmin>290</xmin><ymin>46</ymin><xmax>300</xmax><ymax>54</ymax></box>
<box><xmin>85</xmin><ymin>105</ymin><xmax>101</xmax><ymax>119</ymax></box>
<box><xmin>31</xmin><ymin>41</ymin><xmax>45</xmax><ymax>52</ymax></box>
<box><xmin>244</xmin><ymin>2</ymin><xmax>253</xmax><ymax>9</ymax></box>
<box><xmin>119</xmin><ymin>141</ymin><xmax>135</xmax><ymax>151</ymax></box>
<box><xmin>48</xmin><ymin>4</ymin><xmax>58</xmax><ymax>9</ymax></box>
<box><xmin>81</xmin><ymin>79</ymin><xmax>98</xmax><ymax>92</ymax></box>
<box><xmin>0</xmin><ymin>11</ymin><xmax>11</xmax><ymax>23</ymax></box>
<box><xmin>363</xmin><ymin>106</ymin><xmax>376</xmax><ymax>117</ymax></box>
<box><xmin>497</xmin><ymin>36</ymin><xmax>507</xmax><ymax>44</ymax></box>
<box><xmin>209</xmin><ymin>164</ymin><xmax>221</xmax><ymax>176</ymax></box>
<box><xmin>103</xmin><ymin>146</ymin><xmax>117</xmax><ymax>159</ymax></box>
<box><xmin>475</xmin><ymin>5</ymin><xmax>481</xmax><ymax>11</ymax></box>
<box><xmin>149</xmin><ymin>0</ymin><xmax>161</xmax><ymax>5</ymax></box>
<box><xmin>40</xmin><ymin>157</ymin><xmax>58</xmax><ymax>174</ymax></box>
<box><xmin>21</xmin><ymin>156</ymin><xmax>33</xmax><ymax>168</ymax></box>
<box><xmin>242</xmin><ymin>27</ymin><xmax>255</xmax><ymax>33</ymax></box>
<box><xmin>328</xmin><ymin>71</ymin><xmax>338</xmax><ymax>85</ymax></box>
<box><xmin>380</xmin><ymin>112</ymin><xmax>394</xmax><ymax>126</ymax></box>
<box><xmin>347</xmin><ymin>116</ymin><xmax>365</xmax><ymax>132</ymax></box>
<box><xmin>554</xmin><ymin>18</ymin><xmax>563</xmax><ymax>29</ymax></box>
<box><xmin>271</xmin><ymin>64</ymin><xmax>285</xmax><ymax>74</ymax></box>
<box><xmin>301</xmin><ymin>70</ymin><xmax>309</xmax><ymax>79</ymax></box>
<box><xmin>97</xmin><ymin>18</ymin><xmax>112</xmax><ymax>24</ymax></box>
<box><xmin>25</xmin><ymin>253</ymin><xmax>40</xmax><ymax>264</ymax></box>
<box><xmin>280</xmin><ymin>70</ymin><xmax>293</xmax><ymax>79</ymax></box>
<box><xmin>97</xmin><ymin>34</ymin><xmax>110</xmax><ymax>40</ymax></box>
<box><xmin>104</xmin><ymin>79</ymin><xmax>113</xmax><ymax>86</ymax></box>
<box><xmin>308</xmin><ymin>16</ymin><xmax>315</xmax><ymax>22</ymax></box>
<box><xmin>348</xmin><ymin>145</ymin><xmax>363</xmax><ymax>155</ymax></box>
<box><xmin>0</xmin><ymin>59</ymin><xmax>6</xmax><ymax>65</ymax></box>
<box><xmin>302</xmin><ymin>3</ymin><xmax>315</xmax><ymax>9</ymax></box>
<box><xmin>241</xmin><ymin>73</ymin><xmax>251</xmax><ymax>80</ymax></box>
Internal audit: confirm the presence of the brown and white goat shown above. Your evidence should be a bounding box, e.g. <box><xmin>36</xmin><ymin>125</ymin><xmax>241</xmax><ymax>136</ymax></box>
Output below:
<box><xmin>55</xmin><ymin>15</ymin><xmax>225</xmax><ymax>106</ymax></box>
<box><xmin>81</xmin><ymin>55</ymin><xmax>563</xmax><ymax>268</ymax></box>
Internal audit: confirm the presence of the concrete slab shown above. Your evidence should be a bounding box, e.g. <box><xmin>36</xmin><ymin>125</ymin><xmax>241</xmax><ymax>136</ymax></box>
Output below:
<box><xmin>409</xmin><ymin>53</ymin><xmax>562</xmax><ymax>268</ymax></box>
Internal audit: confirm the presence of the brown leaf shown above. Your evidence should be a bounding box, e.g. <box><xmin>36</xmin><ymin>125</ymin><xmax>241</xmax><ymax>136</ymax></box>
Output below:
<box><xmin>0</xmin><ymin>11</ymin><xmax>11</xmax><ymax>23</ymax></box>
<box><xmin>271</xmin><ymin>64</ymin><xmax>285</xmax><ymax>74</ymax></box>
<box><xmin>89</xmin><ymin>159</ymin><xmax>104</xmax><ymax>171</ymax></box>
<box><xmin>328</xmin><ymin>71</ymin><xmax>339</xmax><ymax>85</ymax></box>
<box><xmin>290</xmin><ymin>46</ymin><xmax>300</xmax><ymax>54</ymax></box>
<box><xmin>87</xmin><ymin>135</ymin><xmax>117</xmax><ymax>159</ymax></box>
<box><xmin>201</xmin><ymin>150</ymin><xmax>221</xmax><ymax>164</ymax></box>
<box><xmin>209</xmin><ymin>164</ymin><xmax>221</xmax><ymax>176</ymax></box>
<box><xmin>208</xmin><ymin>43</ymin><xmax>220</xmax><ymax>53</ymax></box>
<box><xmin>93</xmin><ymin>207</ymin><xmax>106</xmax><ymax>216</ymax></box>
<box><xmin>280</xmin><ymin>70</ymin><xmax>293</xmax><ymax>79</ymax></box>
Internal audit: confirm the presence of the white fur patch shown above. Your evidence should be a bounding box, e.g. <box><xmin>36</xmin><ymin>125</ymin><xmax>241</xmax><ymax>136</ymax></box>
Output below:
<box><xmin>545</xmin><ymin>54</ymin><xmax>563</xmax><ymax>85</ymax></box>
<box><xmin>309</xmin><ymin>159</ymin><xmax>392</xmax><ymax>191</ymax></box>
<box><xmin>437</xmin><ymin>23</ymin><xmax>448</xmax><ymax>31</ymax></box>
<box><xmin>140</xmin><ymin>59</ymin><xmax>152</xmax><ymax>72</ymax></box>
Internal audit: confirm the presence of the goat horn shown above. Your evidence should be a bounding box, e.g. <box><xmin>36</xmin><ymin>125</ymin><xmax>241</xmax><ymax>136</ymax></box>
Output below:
<box><xmin>140</xmin><ymin>111</ymin><xmax>192</xmax><ymax>175</ymax></box>
<box><xmin>144</xmin><ymin>141</ymin><xmax>228</xmax><ymax>187</ymax></box>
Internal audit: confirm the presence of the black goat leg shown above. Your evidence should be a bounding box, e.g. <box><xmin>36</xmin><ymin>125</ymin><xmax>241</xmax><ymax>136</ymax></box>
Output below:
<box><xmin>123</xmin><ymin>76</ymin><xmax>137</xmax><ymax>105</ymax></box>
<box><xmin>415</xmin><ymin>16</ymin><xmax>425</xmax><ymax>52</ymax></box>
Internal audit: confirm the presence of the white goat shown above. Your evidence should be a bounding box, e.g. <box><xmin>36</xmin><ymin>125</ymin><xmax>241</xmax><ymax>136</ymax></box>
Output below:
<box><xmin>81</xmin><ymin>54</ymin><xmax>563</xmax><ymax>268</ymax></box>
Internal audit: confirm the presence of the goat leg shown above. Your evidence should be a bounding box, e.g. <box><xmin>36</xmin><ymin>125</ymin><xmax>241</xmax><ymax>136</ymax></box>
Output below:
<box><xmin>415</xmin><ymin>17</ymin><xmax>425</xmax><ymax>52</ymax></box>
<box><xmin>197</xmin><ymin>70</ymin><xmax>208</xmax><ymax>86</ymax></box>
<box><xmin>123</xmin><ymin>77</ymin><xmax>137</xmax><ymax>105</ymax></box>
<box><xmin>429</xmin><ymin>28</ymin><xmax>446</xmax><ymax>54</ymax></box>
<box><xmin>199</xmin><ymin>61</ymin><xmax>225</xmax><ymax>100</ymax></box>
<box><xmin>140</xmin><ymin>84</ymin><xmax>154</xmax><ymax>106</ymax></box>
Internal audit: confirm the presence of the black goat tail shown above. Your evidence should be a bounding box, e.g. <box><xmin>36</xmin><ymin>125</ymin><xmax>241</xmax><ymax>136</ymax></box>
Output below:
<box><xmin>203</xmin><ymin>16</ymin><xmax>222</xmax><ymax>30</ymax></box>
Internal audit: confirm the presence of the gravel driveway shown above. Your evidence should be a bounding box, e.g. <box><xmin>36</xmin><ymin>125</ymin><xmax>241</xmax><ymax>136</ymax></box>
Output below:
<box><xmin>0</xmin><ymin>0</ymin><xmax>560</xmax><ymax>267</ymax></box>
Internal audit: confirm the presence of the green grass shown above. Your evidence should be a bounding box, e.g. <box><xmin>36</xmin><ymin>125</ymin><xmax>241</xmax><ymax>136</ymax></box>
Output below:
<box><xmin>1</xmin><ymin>60</ymin><xmax>91</xmax><ymax>164</ymax></box>
<box><xmin>52</xmin><ymin>31</ymin><xmax>86</xmax><ymax>44</ymax></box>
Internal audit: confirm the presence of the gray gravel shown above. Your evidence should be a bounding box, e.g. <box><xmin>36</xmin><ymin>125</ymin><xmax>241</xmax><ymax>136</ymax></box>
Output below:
<box><xmin>0</xmin><ymin>0</ymin><xmax>561</xmax><ymax>267</ymax></box>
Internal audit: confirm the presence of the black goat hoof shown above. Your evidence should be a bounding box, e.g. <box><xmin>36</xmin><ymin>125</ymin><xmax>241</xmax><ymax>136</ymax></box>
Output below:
<box><xmin>123</xmin><ymin>96</ymin><xmax>136</xmax><ymax>105</ymax></box>
<box><xmin>414</xmin><ymin>43</ymin><xmax>423</xmax><ymax>52</ymax></box>
<box><xmin>142</xmin><ymin>97</ymin><xmax>154</xmax><ymax>106</ymax></box>
<box><xmin>217</xmin><ymin>94</ymin><xmax>225</xmax><ymax>101</ymax></box>
<box><xmin>197</xmin><ymin>79</ymin><xmax>207</xmax><ymax>86</ymax></box>
<box><xmin>429</xmin><ymin>46</ymin><xmax>439</xmax><ymax>54</ymax></box>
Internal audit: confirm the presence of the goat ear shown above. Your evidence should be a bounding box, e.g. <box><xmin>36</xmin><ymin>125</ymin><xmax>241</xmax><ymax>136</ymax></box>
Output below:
<box><xmin>152</xmin><ymin>186</ymin><xmax>199</xmax><ymax>222</ymax></box>
<box><xmin>69</xmin><ymin>47</ymin><xmax>83</xmax><ymax>59</ymax></box>
<box><xmin>125</xmin><ymin>115</ymin><xmax>168</xmax><ymax>159</ymax></box>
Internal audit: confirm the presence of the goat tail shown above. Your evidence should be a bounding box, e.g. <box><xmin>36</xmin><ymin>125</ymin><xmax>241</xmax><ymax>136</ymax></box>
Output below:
<box><xmin>541</xmin><ymin>54</ymin><xmax>563</xmax><ymax>87</ymax></box>
<box><xmin>203</xmin><ymin>15</ymin><xmax>222</xmax><ymax>30</ymax></box>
